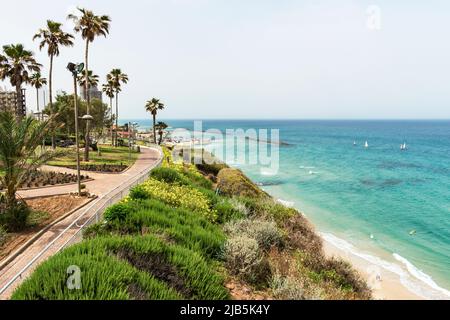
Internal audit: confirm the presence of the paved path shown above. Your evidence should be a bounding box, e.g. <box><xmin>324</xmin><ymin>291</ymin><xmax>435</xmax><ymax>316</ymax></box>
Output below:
<box><xmin>19</xmin><ymin>147</ymin><xmax>160</xmax><ymax>198</ymax></box>
<box><xmin>0</xmin><ymin>147</ymin><xmax>162</xmax><ymax>299</ymax></box>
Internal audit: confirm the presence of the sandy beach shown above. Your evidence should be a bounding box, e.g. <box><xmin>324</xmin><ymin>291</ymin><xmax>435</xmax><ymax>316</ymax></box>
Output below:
<box><xmin>322</xmin><ymin>237</ymin><xmax>423</xmax><ymax>300</ymax></box>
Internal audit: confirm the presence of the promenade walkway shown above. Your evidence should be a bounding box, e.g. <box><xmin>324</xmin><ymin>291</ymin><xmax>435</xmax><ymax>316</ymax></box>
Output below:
<box><xmin>0</xmin><ymin>146</ymin><xmax>162</xmax><ymax>299</ymax></box>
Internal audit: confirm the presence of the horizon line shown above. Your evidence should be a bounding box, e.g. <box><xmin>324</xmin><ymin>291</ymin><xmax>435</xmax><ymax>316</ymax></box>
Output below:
<box><xmin>121</xmin><ymin>118</ymin><xmax>450</xmax><ymax>121</ymax></box>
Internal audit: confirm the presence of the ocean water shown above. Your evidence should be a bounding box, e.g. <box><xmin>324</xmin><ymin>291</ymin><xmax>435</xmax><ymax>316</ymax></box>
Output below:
<box><xmin>125</xmin><ymin>119</ymin><xmax>450</xmax><ymax>299</ymax></box>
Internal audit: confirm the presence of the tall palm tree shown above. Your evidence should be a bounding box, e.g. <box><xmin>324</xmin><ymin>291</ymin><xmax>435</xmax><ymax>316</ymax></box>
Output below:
<box><xmin>68</xmin><ymin>7</ymin><xmax>111</xmax><ymax>161</ymax></box>
<box><xmin>77</xmin><ymin>70</ymin><xmax>99</xmax><ymax>153</ymax></box>
<box><xmin>102</xmin><ymin>80</ymin><xmax>115</xmax><ymax>146</ymax></box>
<box><xmin>107</xmin><ymin>69</ymin><xmax>128</xmax><ymax>147</ymax></box>
<box><xmin>29</xmin><ymin>72</ymin><xmax>47</xmax><ymax>119</ymax></box>
<box><xmin>33</xmin><ymin>20</ymin><xmax>74</xmax><ymax>121</ymax></box>
<box><xmin>155</xmin><ymin>121</ymin><xmax>168</xmax><ymax>145</ymax></box>
<box><xmin>0</xmin><ymin>44</ymin><xmax>42</xmax><ymax>118</ymax></box>
<box><xmin>0</xmin><ymin>111</ymin><xmax>64</xmax><ymax>230</ymax></box>
<box><xmin>145</xmin><ymin>98</ymin><xmax>165</xmax><ymax>144</ymax></box>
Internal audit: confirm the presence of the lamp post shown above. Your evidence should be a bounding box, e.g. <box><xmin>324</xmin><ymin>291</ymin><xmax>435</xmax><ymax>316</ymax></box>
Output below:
<box><xmin>67</xmin><ymin>62</ymin><xmax>85</xmax><ymax>196</ymax></box>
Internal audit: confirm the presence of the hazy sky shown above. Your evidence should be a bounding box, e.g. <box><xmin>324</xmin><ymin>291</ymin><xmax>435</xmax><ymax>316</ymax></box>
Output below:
<box><xmin>1</xmin><ymin>0</ymin><xmax>449</xmax><ymax>119</ymax></box>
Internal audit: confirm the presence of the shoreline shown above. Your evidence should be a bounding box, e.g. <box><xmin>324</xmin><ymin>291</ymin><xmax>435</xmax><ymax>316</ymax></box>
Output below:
<box><xmin>174</xmin><ymin>137</ymin><xmax>450</xmax><ymax>300</ymax></box>
<box><xmin>276</xmin><ymin>196</ymin><xmax>450</xmax><ymax>300</ymax></box>
<box><xmin>321</xmin><ymin>233</ymin><xmax>422</xmax><ymax>300</ymax></box>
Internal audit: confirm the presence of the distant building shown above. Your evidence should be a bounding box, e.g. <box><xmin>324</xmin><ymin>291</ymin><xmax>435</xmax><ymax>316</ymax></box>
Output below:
<box><xmin>0</xmin><ymin>87</ymin><xmax>26</xmax><ymax>115</ymax></box>
<box><xmin>80</xmin><ymin>85</ymin><xmax>102</xmax><ymax>102</ymax></box>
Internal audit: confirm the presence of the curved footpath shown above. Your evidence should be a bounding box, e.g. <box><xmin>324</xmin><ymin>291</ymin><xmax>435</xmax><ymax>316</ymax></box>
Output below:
<box><xmin>0</xmin><ymin>147</ymin><xmax>162</xmax><ymax>299</ymax></box>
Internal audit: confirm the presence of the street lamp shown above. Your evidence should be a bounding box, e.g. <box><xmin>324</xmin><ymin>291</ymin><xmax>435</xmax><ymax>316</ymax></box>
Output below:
<box><xmin>67</xmin><ymin>62</ymin><xmax>84</xmax><ymax>196</ymax></box>
<box><xmin>80</xmin><ymin>114</ymin><xmax>94</xmax><ymax>121</ymax></box>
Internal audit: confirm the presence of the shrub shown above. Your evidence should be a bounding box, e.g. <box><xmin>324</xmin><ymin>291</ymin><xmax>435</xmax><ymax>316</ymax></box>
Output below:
<box><xmin>213</xmin><ymin>199</ymin><xmax>244</xmax><ymax>224</ymax></box>
<box><xmin>0</xmin><ymin>225</ymin><xmax>7</xmax><ymax>246</ymax></box>
<box><xmin>229</xmin><ymin>198</ymin><xmax>250</xmax><ymax>217</ymax></box>
<box><xmin>86</xmin><ymin>198</ymin><xmax>226</xmax><ymax>259</ymax></box>
<box><xmin>238</xmin><ymin>197</ymin><xmax>296</xmax><ymax>223</ymax></box>
<box><xmin>196</xmin><ymin>162</ymin><xmax>228</xmax><ymax>177</ymax></box>
<box><xmin>217</xmin><ymin>168</ymin><xmax>265</xmax><ymax>198</ymax></box>
<box><xmin>283</xmin><ymin>214</ymin><xmax>323</xmax><ymax>255</ymax></box>
<box><xmin>12</xmin><ymin>235</ymin><xmax>229</xmax><ymax>300</ymax></box>
<box><xmin>181</xmin><ymin>169</ymin><xmax>213</xmax><ymax>189</ymax></box>
<box><xmin>104</xmin><ymin>203</ymin><xmax>132</xmax><ymax>222</ymax></box>
<box><xmin>224</xmin><ymin>219</ymin><xmax>283</xmax><ymax>251</ymax></box>
<box><xmin>130</xmin><ymin>199</ymin><xmax>226</xmax><ymax>258</ymax></box>
<box><xmin>129</xmin><ymin>185</ymin><xmax>150</xmax><ymax>200</ymax></box>
<box><xmin>150</xmin><ymin>167</ymin><xmax>188</xmax><ymax>185</ymax></box>
<box><xmin>223</xmin><ymin>235</ymin><xmax>260</xmax><ymax>274</ymax></box>
<box><xmin>138</xmin><ymin>178</ymin><xmax>216</xmax><ymax>222</ymax></box>
<box><xmin>0</xmin><ymin>202</ymin><xmax>30</xmax><ymax>232</ymax></box>
<box><xmin>26</xmin><ymin>211</ymin><xmax>50</xmax><ymax>227</ymax></box>
<box><xmin>271</xmin><ymin>274</ymin><xmax>306</xmax><ymax>300</ymax></box>
<box><xmin>320</xmin><ymin>258</ymin><xmax>371</xmax><ymax>298</ymax></box>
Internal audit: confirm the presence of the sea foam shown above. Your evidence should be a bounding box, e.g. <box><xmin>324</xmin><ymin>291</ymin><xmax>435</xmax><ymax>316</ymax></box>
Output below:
<box><xmin>321</xmin><ymin>232</ymin><xmax>450</xmax><ymax>300</ymax></box>
<box><xmin>277</xmin><ymin>199</ymin><xmax>295</xmax><ymax>208</ymax></box>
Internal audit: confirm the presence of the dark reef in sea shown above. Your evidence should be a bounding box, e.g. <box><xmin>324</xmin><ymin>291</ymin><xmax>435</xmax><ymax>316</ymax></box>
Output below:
<box><xmin>360</xmin><ymin>178</ymin><xmax>426</xmax><ymax>189</ymax></box>
<box><xmin>377</xmin><ymin>161</ymin><xmax>422</xmax><ymax>170</ymax></box>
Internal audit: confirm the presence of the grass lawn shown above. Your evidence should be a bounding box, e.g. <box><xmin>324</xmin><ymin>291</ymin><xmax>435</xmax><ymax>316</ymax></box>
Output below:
<box><xmin>47</xmin><ymin>145</ymin><xmax>139</xmax><ymax>169</ymax></box>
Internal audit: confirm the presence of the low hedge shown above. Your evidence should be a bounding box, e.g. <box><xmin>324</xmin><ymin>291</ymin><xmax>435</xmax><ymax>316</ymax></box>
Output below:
<box><xmin>12</xmin><ymin>235</ymin><xmax>229</xmax><ymax>300</ymax></box>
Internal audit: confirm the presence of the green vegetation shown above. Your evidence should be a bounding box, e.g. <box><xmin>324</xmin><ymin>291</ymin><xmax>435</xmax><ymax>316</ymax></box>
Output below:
<box><xmin>33</xmin><ymin>19</ymin><xmax>74</xmax><ymax>148</ymax></box>
<box><xmin>47</xmin><ymin>145</ymin><xmax>138</xmax><ymax>171</ymax></box>
<box><xmin>217</xmin><ymin>168</ymin><xmax>266</xmax><ymax>198</ymax></box>
<box><xmin>145</xmin><ymin>98</ymin><xmax>165</xmax><ymax>144</ymax></box>
<box><xmin>12</xmin><ymin>235</ymin><xmax>228</xmax><ymax>300</ymax></box>
<box><xmin>0</xmin><ymin>112</ymin><xmax>64</xmax><ymax>231</ymax></box>
<box><xmin>68</xmin><ymin>7</ymin><xmax>111</xmax><ymax>161</ymax></box>
<box><xmin>13</xmin><ymin>146</ymin><xmax>371</xmax><ymax>300</ymax></box>
<box><xmin>43</xmin><ymin>93</ymin><xmax>113</xmax><ymax>149</ymax></box>
<box><xmin>107</xmin><ymin>69</ymin><xmax>128</xmax><ymax>147</ymax></box>
<box><xmin>0</xmin><ymin>44</ymin><xmax>42</xmax><ymax>118</ymax></box>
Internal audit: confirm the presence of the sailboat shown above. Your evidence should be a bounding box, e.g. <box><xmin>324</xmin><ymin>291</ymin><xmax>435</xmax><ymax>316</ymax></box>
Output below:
<box><xmin>365</xmin><ymin>141</ymin><xmax>369</xmax><ymax>149</ymax></box>
<box><xmin>353</xmin><ymin>141</ymin><xmax>357</xmax><ymax>146</ymax></box>
<box><xmin>401</xmin><ymin>143</ymin><xmax>407</xmax><ymax>151</ymax></box>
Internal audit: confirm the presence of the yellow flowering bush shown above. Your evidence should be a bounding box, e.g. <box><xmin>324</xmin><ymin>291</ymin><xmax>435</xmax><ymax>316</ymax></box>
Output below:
<box><xmin>162</xmin><ymin>147</ymin><xmax>204</xmax><ymax>179</ymax></box>
<box><xmin>139</xmin><ymin>178</ymin><xmax>217</xmax><ymax>221</ymax></box>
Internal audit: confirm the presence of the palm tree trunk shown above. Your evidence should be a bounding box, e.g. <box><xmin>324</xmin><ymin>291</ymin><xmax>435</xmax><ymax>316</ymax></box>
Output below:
<box><xmin>15</xmin><ymin>82</ymin><xmax>23</xmax><ymax>119</ymax></box>
<box><xmin>115</xmin><ymin>91</ymin><xmax>119</xmax><ymax>147</ymax></box>
<box><xmin>110</xmin><ymin>96</ymin><xmax>114</xmax><ymax>146</ymax></box>
<box><xmin>5</xmin><ymin>180</ymin><xmax>16</xmax><ymax>209</ymax></box>
<box><xmin>153</xmin><ymin>114</ymin><xmax>157</xmax><ymax>144</ymax></box>
<box><xmin>84</xmin><ymin>39</ymin><xmax>90</xmax><ymax>162</ymax></box>
<box><xmin>36</xmin><ymin>88</ymin><xmax>39</xmax><ymax>113</ymax></box>
<box><xmin>49</xmin><ymin>54</ymin><xmax>56</xmax><ymax>149</ymax></box>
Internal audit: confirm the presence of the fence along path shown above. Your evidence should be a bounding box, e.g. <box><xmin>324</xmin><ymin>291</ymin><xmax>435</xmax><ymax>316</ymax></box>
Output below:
<box><xmin>0</xmin><ymin>146</ymin><xmax>163</xmax><ymax>299</ymax></box>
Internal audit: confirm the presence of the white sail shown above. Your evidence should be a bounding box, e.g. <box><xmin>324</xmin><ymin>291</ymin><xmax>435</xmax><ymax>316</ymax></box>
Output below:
<box><xmin>365</xmin><ymin>141</ymin><xmax>369</xmax><ymax>148</ymax></box>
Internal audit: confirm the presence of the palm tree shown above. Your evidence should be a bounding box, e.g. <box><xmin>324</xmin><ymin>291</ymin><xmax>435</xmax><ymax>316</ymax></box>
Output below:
<box><xmin>155</xmin><ymin>121</ymin><xmax>168</xmax><ymax>145</ymax></box>
<box><xmin>68</xmin><ymin>7</ymin><xmax>111</xmax><ymax>161</ymax></box>
<box><xmin>29</xmin><ymin>72</ymin><xmax>47</xmax><ymax>119</ymax></box>
<box><xmin>102</xmin><ymin>80</ymin><xmax>115</xmax><ymax>145</ymax></box>
<box><xmin>107</xmin><ymin>69</ymin><xmax>128</xmax><ymax>147</ymax></box>
<box><xmin>145</xmin><ymin>98</ymin><xmax>165</xmax><ymax>144</ymax></box>
<box><xmin>0</xmin><ymin>111</ymin><xmax>64</xmax><ymax>230</ymax></box>
<box><xmin>33</xmin><ymin>20</ymin><xmax>74</xmax><ymax>120</ymax></box>
<box><xmin>0</xmin><ymin>44</ymin><xmax>42</xmax><ymax>118</ymax></box>
<box><xmin>77</xmin><ymin>70</ymin><xmax>99</xmax><ymax>91</ymax></box>
<box><xmin>77</xmin><ymin>70</ymin><xmax>99</xmax><ymax>154</ymax></box>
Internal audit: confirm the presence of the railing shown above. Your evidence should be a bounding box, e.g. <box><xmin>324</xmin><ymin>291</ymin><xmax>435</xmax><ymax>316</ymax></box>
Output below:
<box><xmin>0</xmin><ymin>145</ymin><xmax>163</xmax><ymax>298</ymax></box>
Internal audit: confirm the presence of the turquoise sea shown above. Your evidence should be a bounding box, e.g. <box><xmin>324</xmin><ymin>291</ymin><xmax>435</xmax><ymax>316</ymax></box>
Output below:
<box><xmin>124</xmin><ymin>119</ymin><xmax>450</xmax><ymax>299</ymax></box>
